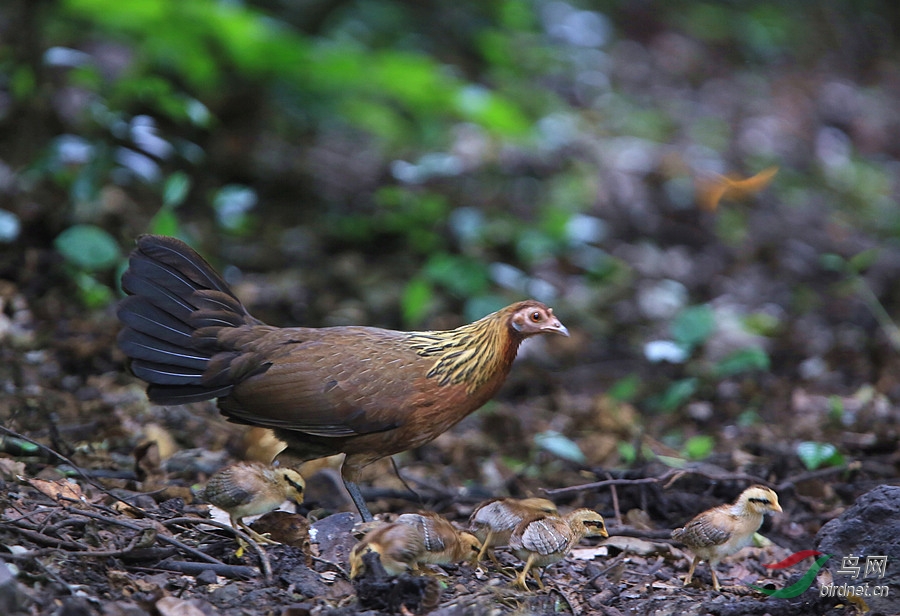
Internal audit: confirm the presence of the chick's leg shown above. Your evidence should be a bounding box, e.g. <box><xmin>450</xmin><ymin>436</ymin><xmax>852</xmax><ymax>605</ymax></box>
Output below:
<box><xmin>475</xmin><ymin>530</ymin><xmax>494</xmax><ymax>562</ymax></box>
<box><xmin>514</xmin><ymin>554</ymin><xmax>536</xmax><ymax>591</ymax></box>
<box><xmin>710</xmin><ymin>566</ymin><xmax>721</xmax><ymax>592</ymax></box>
<box><xmin>683</xmin><ymin>555</ymin><xmax>699</xmax><ymax>586</ymax></box>
<box><xmin>236</xmin><ymin>518</ymin><xmax>278</xmax><ymax>545</ymax></box>
<box><xmin>531</xmin><ymin>567</ymin><xmax>544</xmax><ymax>591</ymax></box>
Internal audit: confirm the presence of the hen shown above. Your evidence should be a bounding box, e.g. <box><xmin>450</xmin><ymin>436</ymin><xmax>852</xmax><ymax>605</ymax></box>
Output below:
<box><xmin>671</xmin><ymin>485</ymin><xmax>782</xmax><ymax>591</ymax></box>
<box><xmin>117</xmin><ymin>235</ymin><xmax>569</xmax><ymax>521</ymax></box>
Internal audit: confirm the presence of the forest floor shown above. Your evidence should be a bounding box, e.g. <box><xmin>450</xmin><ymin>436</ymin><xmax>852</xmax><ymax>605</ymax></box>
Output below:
<box><xmin>1</xmin><ymin>259</ymin><xmax>899</xmax><ymax>616</ymax></box>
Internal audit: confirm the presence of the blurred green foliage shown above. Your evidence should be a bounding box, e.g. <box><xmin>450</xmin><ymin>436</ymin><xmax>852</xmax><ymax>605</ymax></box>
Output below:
<box><xmin>796</xmin><ymin>441</ymin><xmax>845</xmax><ymax>471</ymax></box>
<box><xmin>54</xmin><ymin>224</ymin><xmax>121</xmax><ymax>306</ymax></box>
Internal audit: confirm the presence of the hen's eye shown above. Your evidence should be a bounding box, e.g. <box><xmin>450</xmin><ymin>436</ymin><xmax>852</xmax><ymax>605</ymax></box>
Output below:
<box><xmin>530</xmin><ymin>311</ymin><xmax>542</xmax><ymax>322</ymax></box>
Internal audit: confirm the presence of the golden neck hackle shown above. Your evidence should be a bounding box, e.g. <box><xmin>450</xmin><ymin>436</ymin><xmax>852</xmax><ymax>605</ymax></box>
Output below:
<box><xmin>407</xmin><ymin>308</ymin><xmax>520</xmax><ymax>392</ymax></box>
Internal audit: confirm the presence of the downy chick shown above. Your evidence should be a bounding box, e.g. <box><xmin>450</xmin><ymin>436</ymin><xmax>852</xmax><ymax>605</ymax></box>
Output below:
<box><xmin>509</xmin><ymin>508</ymin><xmax>608</xmax><ymax>591</ymax></box>
<box><xmin>396</xmin><ymin>512</ymin><xmax>481</xmax><ymax>568</ymax></box>
<box><xmin>671</xmin><ymin>485</ymin><xmax>782</xmax><ymax>591</ymax></box>
<box><xmin>468</xmin><ymin>497</ymin><xmax>558</xmax><ymax>566</ymax></box>
<box><xmin>350</xmin><ymin>522</ymin><xmax>426</xmax><ymax>579</ymax></box>
<box><xmin>202</xmin><ymin>462</ymin><xmax>305</xmax><ymax>547</ymax></box>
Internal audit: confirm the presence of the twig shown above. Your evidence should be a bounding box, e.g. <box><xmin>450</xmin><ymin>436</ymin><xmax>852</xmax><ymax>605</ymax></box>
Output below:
<box><xmin>389</xmin><ymin>457</ymin><xmax>424</xmax><ymax>506</ymax></box>
<box><xmin>153</xmin><ymin>560</ymin><xmax>257</xmax><ymax>579</ymax></box>
<box><xmin>312</xmin><ymin>555</ymin><xmax>350</xmax><ymax>580</ymax></box>
<box><xmin>0</xmin><ymin>525</ymin><xmax>84</xmax><ymax>550</ymax></box>
<box><xmin>852</xmin><ymin>276</ymin><xmax>900</xmax><ymax>352</ymax></box>
<box><xmin>63</xmin><ymin>507</ymin><xmax>223</xmax><ymax>567</ymax></box>
<box><xmin>163</xmin><ymin>516</ymin><xmax>272</xmax><ymax>582</ymax></box>
<box><xmin>544</xmin><ymin>469</ymin><xmax>682</xmax><ymax>496</ymax></box>
<box><xmin>0</xmin><ymin>425</ymin><xmax>147</xmax><ymax>514</ymax></box>
<box><xmin>775</xmin><ymin>462</ymin><xmax>859</xmax><ymax>492</ymax></box>
<box><xmin>606</xmin><ymin>473</ymin><xmax>623</xmax><ymax>527</ymax></box>
<box><xmin>544</xmin><ymin>468</ymin><xmax>771</xmax><ymax>497</ymax></box>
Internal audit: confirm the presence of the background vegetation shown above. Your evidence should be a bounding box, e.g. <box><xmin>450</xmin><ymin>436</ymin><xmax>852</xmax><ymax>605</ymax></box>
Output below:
<box><xmin>2</xmin><ymin>0</ymin><xmax>900</xmax><ymax>561</ymax></box>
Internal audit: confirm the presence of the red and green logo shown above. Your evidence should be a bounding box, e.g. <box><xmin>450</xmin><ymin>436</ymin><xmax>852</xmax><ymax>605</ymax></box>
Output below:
<box><xmin>751</xmin><ymin>550</ymin><xmax>831</xmax><ymax>598</ymax></box>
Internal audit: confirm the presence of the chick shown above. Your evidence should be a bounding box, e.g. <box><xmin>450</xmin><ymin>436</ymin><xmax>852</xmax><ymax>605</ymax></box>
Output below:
<box><xmin>509</xmin><ymin>509</ymin><xmax>608</xmax><ymax>591</ymax></box>
<box><xmin>671</xmin><ymin>485</ymin><xmax>782</xmax><ymax>591</ymax></box>
<box><xmin>201</xmin><ymin>462</ymin><xmax>305</xmax><ymax>548</ymax></box>
<box><xmin>396</xmin><ymin>512</ymin><xmax>482</xmax><ymax>568</ymax></box>
<box><xmin>468</xmin><ymin>497</ymin><xmax>559</xmax><ymax>566</ymax></box>
<box><xmin>350</xmin><ymin>522</ymin><xmax>426</xmax><ymax>579</ymax></box>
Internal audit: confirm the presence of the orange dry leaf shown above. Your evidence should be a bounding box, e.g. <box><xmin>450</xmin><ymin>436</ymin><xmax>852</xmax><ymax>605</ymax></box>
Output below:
<box><xmin>696</xmin><ymin>166</ymin><xmax>779</xmax><ymax>211</ymax></box>
<box><xmin>26</xmin><ymin>477</ymin><xmax>84</xmax><ymax>502</ymax></box>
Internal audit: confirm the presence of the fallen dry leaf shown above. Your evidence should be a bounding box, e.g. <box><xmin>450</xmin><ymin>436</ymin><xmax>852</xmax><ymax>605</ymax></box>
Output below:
<box><xmin>570</xmin><ymin>545</ymin><xmax>609</xmax><ymax>560</ymax></box>
<box><xmin>24</xmin><ymin>477</ymin><xmax>84</xmax><ymax>502</ymax></box>
<box><xmin>156</xmin><ymin>596</ymin><xmax>209</xmax><ymax>616</ymax></box>
<box><xmin>696</xmin><ymin>166</ymin><xmax>779</xmax><ymax>211</ymax></box>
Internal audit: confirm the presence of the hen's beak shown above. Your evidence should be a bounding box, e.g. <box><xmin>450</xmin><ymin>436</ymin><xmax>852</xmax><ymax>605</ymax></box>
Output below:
<box><xmin>544</xmin><ymin>317</ymin><xmax>569</xmax><ymax>337</ymax></box>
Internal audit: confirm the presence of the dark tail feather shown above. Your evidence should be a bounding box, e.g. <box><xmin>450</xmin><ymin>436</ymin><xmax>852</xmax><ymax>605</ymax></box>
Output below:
<box><xmin>117</xmin><ymin>235</ymin><xmax>261</xmax><ymax>404</ymax></box>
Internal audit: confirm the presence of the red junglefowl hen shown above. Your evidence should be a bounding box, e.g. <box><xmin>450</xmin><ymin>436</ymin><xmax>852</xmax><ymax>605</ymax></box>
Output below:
<box><xmin>117</xmin><ymin>235</ymin><xmax>569</xmax><ymax>521</ymax></box>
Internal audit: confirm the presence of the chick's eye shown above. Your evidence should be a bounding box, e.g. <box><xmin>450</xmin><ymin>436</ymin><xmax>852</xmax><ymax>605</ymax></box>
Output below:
<box><xmin>530</xmin><ymin>311</ymin><xmax>542</xmax><ymax>322</ymax></box>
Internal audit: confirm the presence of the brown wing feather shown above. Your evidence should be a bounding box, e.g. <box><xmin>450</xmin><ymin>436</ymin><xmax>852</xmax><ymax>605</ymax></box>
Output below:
<box><xmin>513</xmin><ymin>517</ymin><xmax>571</xmax><ymax>556</ymax></box>
<box><xmin>672</xmin><ymin>511</ymin><xmax>732</xmax><ymax>548</ymax></box>
<box><xmin>218</xmin><ymin>326</ymin><xmax>432</xmax><ymax>436</ymax></box>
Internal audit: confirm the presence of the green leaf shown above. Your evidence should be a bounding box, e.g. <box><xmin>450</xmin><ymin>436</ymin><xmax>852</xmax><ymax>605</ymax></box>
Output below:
<box><xmin>652</xmin><ymin>378</ymin><xmax>698</xmax><ymax>414</ymax></box>
<box><xmin>534</xmin><ymin>430</ymin><xmax>586</xmax><ymax>464</ymax></box>
<box><xmin>682</xmin><ymin>435</ymin><xmax>714</xmax><ymax>460</ymax></box>
<box><xmin>828</xmin><ymin>395</ymin><xmax>845</xmax><ymax>422</ymax></box>
<box><xmin>423</xmin><ymin>253</ymin><xmax>489</xmax><ymax>298</ymax></box>
<box><xmin>742</xmin><ymin>312</ymin><xmax>780</xmax><ymax>336</ymax></box>
<box><xmin>656</xmin><ymin>455</ymin><xmax>687</xmax><ymax>469</ymax></box>
<box><xmin>55</xmin><ymin>225</ymin><xmax>121</xmax><ymax>271</ymax></box>
<box><xmin>453</xmin><ymin>85</ymin><xmax>530</xmax><ymax>136</ymax></box>
<box><xmin>713</xmin><ymin>347</ymin><xmax>770</xmax><ymax>377</ymax></box>
<box><xmin>796</xmin><ymin>441</ymin><xmax>843</xmax><ymax>471</ymax></box>
<box><xmin>608</xmin><ymin>375</ymin><xmax>640</xmax><ymax>402</ymax></box>
<box><xmin>402</xmin><ymin>278</ymin><xmax>432</xmax><ymax>327</ymax></box>
<box><xmin>848</xmin><ymin>248</ymin><xmax>880</xmax><ymax>273</ymax></box>
<box><xmin>162</xmin><ymin>171</ymin><xmax>191</xmax><ymax>208</ymax></box>
<box><xmin>820</xmin><ymin>253</ymin><xmax>847</xmax><ymax>273</ymax></box>
<box><xmin>74</xmin><ymin>271</ymin><xmax>114</xmax><ymax>307</ymax></box>
<box><xmin>10</xmin><ymin>66</ymin><xmax>36</xmax><ymax>100</ymax></box>
<box><xmin>150</xmin><ymin>209</ymin><xmax>180</xmax><ymax>237</ymax></box>
<box><xmin>617</xmin><ymin>441</ymin><xmax>636</xmax><ymax>465</ymax></box>
<box><xmin>671</xmin><ymin>304</ymin><xmax>715</xmax><ymax>351</ymax></box>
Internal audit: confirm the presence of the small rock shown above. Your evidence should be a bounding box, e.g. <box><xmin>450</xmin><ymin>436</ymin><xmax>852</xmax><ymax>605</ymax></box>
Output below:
<box><xmin>195</xmin><ymin>569</ymin><xmax>218</xmax><ymax>586</ymax></box>
<box><xmin>311</xmin><ymin>512</ymin><xmax>359</xmax><ymax>565</ymax></box>
<box><xmin>209</xmin><ymin>582</ymin><xmax>241</xmax><ymax>603</ymax></box>
<box><xmin>0</xmin><ymin>563</ymin><xmax>25</xmax><ymax>615</ymax></box>
<box><xmin>280</xmin><ymin>603</ymin><xmax>313</xmax><ymax>616</ymax></box>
